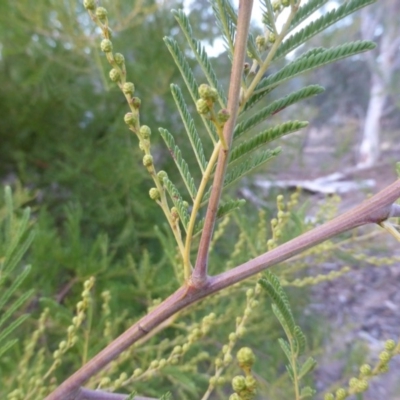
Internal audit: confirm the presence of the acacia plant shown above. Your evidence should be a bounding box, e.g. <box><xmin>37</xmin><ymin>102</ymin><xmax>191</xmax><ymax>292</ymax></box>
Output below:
<box><xmin>43</xmin><ymin>0</ymin><xmax>400</xmax><ymax>399</ymax></box>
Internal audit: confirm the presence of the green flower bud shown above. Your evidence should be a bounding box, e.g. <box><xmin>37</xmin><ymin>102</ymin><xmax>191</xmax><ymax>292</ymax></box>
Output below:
<box><xmin>133</xmin><ymin>368</ymin><xmax>142</xmax><ymax>377</ymax></box>
<box><xmin>183</xmin><ymin>201</ymin><xmax>189</xmax><ymax>209</ymax></box>
<box><xmin>143</xmin><ymin>155</ymin><xmax>153</xmax><ymax>167</ymax></box>
<box><xmin>237</xmin><ymin>347</ymin><xmax>256</xmax><ymax>369</ymax></box>
<box><xmin>232</xmin><ymin>375</ymin><xmax>246</xmax><ymax>392</ymax></box>
<box><xmin>171</xmin><ymin>207</ymin><xmax>179</xmax><ymax>220</ymax></box>
<box><xmin>360</xmin><ymin>364</ymin><xmax>372</xmax><ymax>376</ymax></box>
<box><xmin>150</xmin><ymin>360</ymin><xmax>159</xmax><ymax>369</ymax></box>
<box><xmin>256</xmin><ymin>35</ymin><xmax>266</xmax><ymax>48</ymax></box>
<box><xmin>95</xmin><ymin>7</ymin><xmax>108</xmax><ymax>21</ymax></box>
<box><xmin>229</xmin><ymin>394</ymin><xmax>241</xmax><ymax>400</ymax></box>
<box><xmin>83</xmin><ymin>0</ymin><xmax>96</xmax><ymax>10</ymax></box>
<box><xmin>140</xmin><ymin>125</ymin><xmax>151</xmax><ymax>138</ymax></box>
<box><xmin>124</xmin><ymin>112</ymin><xmax>136</xmax><ymax>126</ymax></box>
<box><xmin>357</xmin><ymin>379</ymin><xmax>369</xmax><ymax>392</ymax></box>
<box><xmin>114</xmin><ymin>53</ymin><xmax>125</xmax><ymax>65</ymax></box>
<box><xmin>384</xmin><ymin>339</ymin><xmax>396</xmax><ymax>351</ymax></box>
<box><xmin>130</xmin><ymin>97</ymin><xmax>141</xmax><ymax>109</ymax></box>
<box><xmin>100</xmin><ymin>39</ymin><xmax>112</xmax><ymax>53</ymax></box>
<box><xmin>224</xmin><ymin>353</ymin><xmax>233</xmax><ymax>364</ymax></box>
<box><xmin>218</xmin><ymin>108</ymin><xmax>230</xmax><ymax>124</ymax></box>
<box><xmin>349</xmin><ymin>377</ymin><xmax>358</xmax><ymax>388</ymax></box>
<box><xmin>272</xmin><ymin>0</ymin><xmax>281</xmax><ymax>11</ymax></box>
<box><xmin>149</xmin><ymin>188</ymin><xmax>160</xmax><ymax>200</ymax></box>
<box><xmin>379</xmin><ymin>350</ymin><xmax>391</xmax><ymax>362</ymax></box>
<box><xmin>237</xmin><ymin>326</ymin><xmax>246</xmax><ymax>337</ymax></box>
<box><xmin>109</xmin><ymin>68</ymin><xmax>120</xmax><ymax>82</ymax></box>
<box><xmin>268</xmin><ymin>32</ymin><xmax>276</xmax><ymax>43</ymax></box>
<box><xmin>281</xmin><ymin>0</ymin><xmax>290</xmax><ymax>6</ymax></box>
<box><xmin>198</xmin><ymin>83</ymin><xmax>211</xmax><ymax>99</ymax></box>
<box><xmin>217</xmin><ymin>377</ymin><xmax>226</xmax><ymax>386</ymax></box>
<box><xmin>196</xmin><ymin>98</ymin><xmax>210</xmax><ymax>115</ymax></box>
<box><xmin>159</xmin><ymin>358</ymin><xmax>167</xmax><ymax>368</ymax></box>
<box><xmin>229</xmin><ymin>332</ymin><xmax>237</xmax><ymax>342</ymax></box>
<box><xmin>324</xmin><ymin>394</ymin><xmax>334</xmax><ymax>400</ymax></box>
<box><xmin>172</xmin><ymin>345</ymin><xmax>182</xmax><ymax>355</ymax></box>
<box><xmin>335</xmin><ymin>388</ymin><xmax>346</xmax><ymax>400</ymax></box>
<box><xmin>157</xmin><ymin>170</ymin><xmax>168</xmax><ymax>183</ymax></box>
<box><xmin>245</xmin><ymin>375</ymin><xmax>257</xmax><ymax>390</ymax></box>
<box><xmin>123</xmin><ymin>82</ymin><xmax>135</xmax><ymax>95</ymax></box>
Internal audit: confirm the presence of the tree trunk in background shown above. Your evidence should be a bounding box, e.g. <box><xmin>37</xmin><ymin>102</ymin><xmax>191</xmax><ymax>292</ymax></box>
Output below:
<box><xmin>357</xmin><ymin>0</ymin><xmax>400</xmax><ymax>168</ymax></box>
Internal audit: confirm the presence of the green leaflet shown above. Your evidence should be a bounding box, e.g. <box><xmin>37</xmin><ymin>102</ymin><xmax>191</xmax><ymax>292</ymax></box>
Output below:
<box><xmin>171</xmin><ymin>9</ymin><xmax>227</xmax><ymax>108</ymax></box>
<box><xmin>235</xmin><ymin>85</ymin><xmax>323</xmax><ymax>139</ymax></box>
<box><xmin>170</xmin><ymin>85</ymin><xmax>207</xmax><ymax>174</ymax></box>
<box><xmin>163</xmin><ymin>177</ymin><xmax>190</xmax><ymax>231</ymax></box>
<box><xmin>159</xmin><ymin>128</ymin><xmax>198</xmax><ymax>200</ymax></box>
<box><xmin>209</xmin><ymin>0</ymin><xmax>237</xmax><ymax>56</ymax></box>
<box><xmin>275</xmin><ymin>0</ymin><xmax>376</xmax><ymax>60</ymax></box>
<box><xmin>250</xmin><ymin>41</ymin><xmax>375</xmax><ymax>108</ymax></box>
<box><xmin>230</xmin><ymin>121</ymin><xmax>308</xmax><ymax>164</ymax></box>
<box><xmin>163</xmin><ymin>37</ymin><xmax>218</xmax><ymax>142</ymax></box>
<box><xmin>288</xmin><ymin>0</ymin><xmax>330</xmax><ymax>34</ymax></box>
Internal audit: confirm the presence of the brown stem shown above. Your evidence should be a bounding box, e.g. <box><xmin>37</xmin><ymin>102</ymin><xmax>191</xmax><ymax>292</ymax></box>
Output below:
<box><xmin>46</xmin><ymin>179</ymin><xmax>400</xmax><ymax>400</ymax></box>
<box><xmin>192</xmin><ymin>0</ymin><xmax>254</xmax><ymax>286</ymax></box>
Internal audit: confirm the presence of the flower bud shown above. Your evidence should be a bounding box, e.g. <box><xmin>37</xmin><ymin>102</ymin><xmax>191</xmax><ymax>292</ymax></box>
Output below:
<box><xmin>109</xmin><ymin>68</ymin><xmax>120</xmax><ymax>82</ymax></box>
<box><xmin>100</xmin><ymin>39</ymin><xmax>112</xmax><ymax>53</ymax></box>
<box><xmin>143</xmin><ymin>155</ymin><xmax>153</xmax><ymax>168</ymax></box>
<box><xmin>256</xmin><ymin>35</ymin><xmax>266</xmax><ymax>48</ymax></box>
<box><xmin>140</xmin><ymin>125</ymin><xmax>151</xmax><ymax>138</ymax></box>
<box><xmin>83</xmin><ymin>0</ymin><xmax>96</xmax><ymax>10</ymax></box>
<box><xmin>268</xmin><ymin>32</ymin><xmax>276</xmax><ymax>43</ymax></box>
<box><xmin>360</xmin><ymin>364</ymin><xmax>372</xmax><ymax>376</ymax></box>
<box><xmin>130</xmin><ymin>97</ymin><xmax>141</xmax><ymax>109</ymax></box>
<box><xmin>384</xmin><ymin>339</ymin><xmax>396</xmax><ymax>351</ymax></box>
<box><xmin>124</xmin><ymin>112</ymin><xmax>136</xmax><ymax>126</ymax></box>
<box><xmin>232</xmin><ymin>375</ymin><xmax>246</xmax><ymax>392</ymax></box>
<box><xmin>196</xmin><ymin>98</ymin><xmax>210</xmax><ymax>115</ymax></box>
<box><xmin>157</xmin><ymin>170</ymin><xmax>168</xmax><ymax>182</ymax></box>
<box><xmin>122</xmin><ymin>82</ymin><xmax>135</xmax><ymax>95</ymax></box>
<box><xmin>335</xmin><ymin>388</ymin><xmax>346</xmax><ymax>400</ymax></box>
<box><xmin>95</xmin><ymin>7</ymin><xmax>108</xmax><ymax>21</ymax></box>
<box><xmin>281</xmin><ymin>0</ymin><xmax>290</xmax><ymax>6</ymax></box>
<box><xmin>149</xmin><ymin>188</ymin><xmax>160</xmax><ymax>200</ymax></box>
<box><xmin>237</xmin><ymin>347</ymin><xmax>256</xmax><ymax>369</ymax></box>
<box><xmin>379</xmin><ymin>350</ymin><xmax>391</xmax><ymax>362</ymax></box>
<box><xmin>114</xmin><ymin>53</ymin><xmax>125</xmax><ymax>65</ymax></box>
<box><xmin>218</xmin><ymin>108</ymin><xmax>230</xmax><ymax>124</ymax></box>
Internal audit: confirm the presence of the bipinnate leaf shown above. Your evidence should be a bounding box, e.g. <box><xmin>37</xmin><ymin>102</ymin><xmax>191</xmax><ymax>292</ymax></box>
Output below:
<box><xmin>236</xmin><ymin>85</ymin><xmax>323</xmax><ymax>138</ymax></box>
<box><xmin>300</xmin><ymin>386</ymin><xmax>317</xmax><ymax>399</ymax></box>
<box><xmin>169</xmin><ymin>85</ymin><xmax>207</xmax><ymax>173</ymax></box>
<box><xmin>209</xmin><ymin>0</ymin><xmax>237</xmax><ymax>56</ymax></box>
<box><xmin>294</xmin><ymin>325</ymin><xmax>306</xmax><ymax>355</ymax></box>
<box><xmin>171</xmin><ymin>9</ymin><xmax>227</xmax><ymax>107</ymax></box>
<box><xmin>276</xmin><ymin>0</ymin><xmax>377</xmax><ymax>60</ymax></box>
<box><xmin>298</xmin><ymin>357</ymin><xmax>317</xmax><ymax>380</ymax></box>
<box><xmin>163</xmin><ymin>37</ymin><xmax>218</xmax><ymax>142</ymax></box>
<box><xmin>288</xmin><ymin>0</ymin><xmax>330</xmax><ymax>34</ymax></box>
<box><xmin>248</xmin><ymin>41</ymin><xmax>375</xmax><ymax>110</ymax></box>
<box><xmin>163</xmin><ymin>178</ymin><xmax>190</xmax><ymax>231</ymax></box>
<box><xmin>159</xmin><ymin>128</ymin><xmax>198</xmax><ymax>199</ymax></box>
<box><xmin>230</xmin><ymin>121</ymin><xmax>308</xmax><ymax>164</ymax></box>
<box><xmin>259</xmin><ymin>272</ymin><xmax>295</xmax><ymax>334</ymax></box>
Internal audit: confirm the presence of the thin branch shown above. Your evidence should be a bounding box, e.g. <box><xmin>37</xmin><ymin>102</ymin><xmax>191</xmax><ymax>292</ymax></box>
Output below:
<box><xmin>192</xmin><ymin>0</ymin><xmax>254</xmax><ymax>286</ymax></box>
<box><xmin>46</xmin><ymin>179</ymin><xmax>400</xmax><ymax>400</ymax></box>
<box><xmin>77</xmin><ymin>387</ymin><xmax>156</xmax><ymax>400</ymax></box>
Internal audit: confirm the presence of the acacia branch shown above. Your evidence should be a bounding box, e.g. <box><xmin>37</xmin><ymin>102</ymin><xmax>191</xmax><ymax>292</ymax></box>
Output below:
<box><xmin>46</xmin><ymin>179</ymin><xmax>400</xmax><ymax>400</ymax></box>
<box><xmin>192</xmin><ymin>0</ymin><xmax>254</xmax><ymax>286</ymax></box>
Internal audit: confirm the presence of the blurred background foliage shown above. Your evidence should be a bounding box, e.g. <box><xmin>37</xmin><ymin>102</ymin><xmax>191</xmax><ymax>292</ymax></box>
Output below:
<box><xmin>0</xmin><ymin>0</ymin><xmax>400</xmax><ymax>398</ymax></box>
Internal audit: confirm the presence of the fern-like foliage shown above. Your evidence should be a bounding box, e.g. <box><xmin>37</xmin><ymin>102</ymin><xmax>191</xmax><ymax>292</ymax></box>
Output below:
<box><xmin>163</xmin><ymin>37</ymin><xmax>218</xmax><ymax>142</ymax></box>
<box><xmin>163</xmin><ymin>177</ymin><xmax>190</xmax><ymax>231</ymax></box>
<box><xmin>275</xmin><ymin>0</ymin><xmax>376</xmax><ymax>60</ymax></box>
<box><xmin>260</xmin><ymin>272</ymin><xmax>317</xmax><ymax>397</ymax></box>
<box><xmin>247</xmin><ymin>41</ymin><xmax>375</xmax><ymax>110</ymax></box>
<box><xmin>171</xmin><ymin>9</ymin><xmax>227</xmax><ymax>108</ymax></box>
<box><xmin>159</xmin><ymin>128</ymin><xmax>198</xmax><ymax>200</ymax></box>
<box><xmin>235</xmin><ymin>85</ymin><xmax>323</xmax><ymax>139</ymax></box>
<box><xmin>169</xmin><ymin>85</ymin><xmax>207</xmax><ymax>174</ymax></box>
<box><xmin>230</xmin><ymin>121</ymin><xmax>308</xmax><ymax>164</ymax></box>
<box><xmin>209</xmin><ymin>0</ymin><xmax>237</xmax><ymax>57</ymax></box>
<box><xmin>288</xmin><ymin>0</ymin><xmax>330</xmax><ymax>34</ymax></box>
<box><xmin>0</xmin><ymin>187</ymin><xmax>34</xmax><ymax>358</ymax></box>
